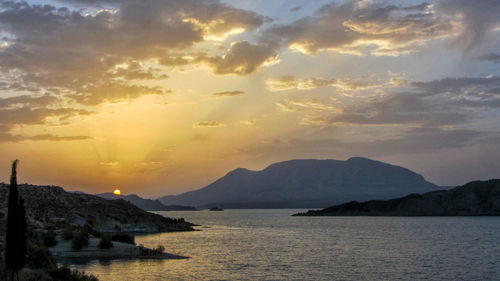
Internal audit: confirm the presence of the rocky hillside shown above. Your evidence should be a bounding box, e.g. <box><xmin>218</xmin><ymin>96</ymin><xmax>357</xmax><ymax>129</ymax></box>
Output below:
<box><xmin>159</xmin><ymin>157</ymin><xmax>440</xmax><ymax>208</ymax></box>
<box><xmin>0</xmin><ymin>183</ymin><xmax>195</xmax><ymax>246</ymax></box>
<box><xmin>96</xmin><ymin>192</ymin><xmax>196</xmax><ymax>211</ymax></box>
<box><xmin>294</xmin><ymin>179</ymin><xmax>500</xmax><ymax>216</ymax></box>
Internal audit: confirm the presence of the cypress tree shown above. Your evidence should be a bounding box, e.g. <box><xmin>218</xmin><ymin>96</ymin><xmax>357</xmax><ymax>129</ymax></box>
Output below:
<box><xmin>4</xmin><ymin>160</ymin><xmax>27</xmax><ymax>279</ymax></box>
<box><xmin>5</xmin><ymin>160</ymin><xmax>19</xmax><ymax>272</ymax></box>
<box><xmin>14</xmin><ymin>198</ymin><xmax>27</xmax><ymax>273</ymax></box>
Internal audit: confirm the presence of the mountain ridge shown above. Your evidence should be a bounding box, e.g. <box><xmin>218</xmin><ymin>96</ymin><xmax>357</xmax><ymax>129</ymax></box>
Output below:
<box><xmin>158</xmin><ymin>157</ymin><xmax>440</xmax><ymax>208</ymax></box>
<box><xmin>96</xmin><ymin>192</ymin><xmax>196</xmax><ymax>211</ymax></box>
<box><xmin>294</xmin><ymin>179</ymin><xmax>500</xmax><ymax>216</ymax></box>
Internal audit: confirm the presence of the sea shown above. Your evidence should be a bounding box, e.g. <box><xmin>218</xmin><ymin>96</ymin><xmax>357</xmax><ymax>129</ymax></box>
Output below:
<box><xmin>64</xmin><ymin>209</ymin><xmax>500</xmax><ymax>281</ymax></box>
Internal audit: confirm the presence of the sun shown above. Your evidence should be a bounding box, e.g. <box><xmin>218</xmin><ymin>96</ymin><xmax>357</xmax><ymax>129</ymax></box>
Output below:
<box><xmin>113</xmin><ymin>189</ymin><xmax>121</xmax><ymax>195</ymax></box>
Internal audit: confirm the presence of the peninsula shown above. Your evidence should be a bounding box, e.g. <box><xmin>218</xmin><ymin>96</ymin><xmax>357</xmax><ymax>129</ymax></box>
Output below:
<box><xmin>294</xmin><ymin>179</ymin><xmax>500</xmax><ymax>216</ymax></box>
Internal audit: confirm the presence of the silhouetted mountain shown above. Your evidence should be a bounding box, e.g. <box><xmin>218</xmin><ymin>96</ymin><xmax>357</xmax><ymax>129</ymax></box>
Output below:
<box><xmin>96</xmin><ymin>193</ymin><xmax>196</xmax><ymax>211</ymax></box>
<box><xmin>294</xmin><ymin>179</ymin><xmax>500</xmax><ymax>216</ymax></box>
<box><xmin>158</xmin><ymin>157</ymin><xmax>440</xmax><ymax>208</ymax></box>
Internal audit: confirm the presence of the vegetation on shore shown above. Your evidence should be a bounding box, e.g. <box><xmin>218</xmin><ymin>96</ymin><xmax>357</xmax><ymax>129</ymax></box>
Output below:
<box><xmin>1</xmin><ymin>160</ymin><xmax>98</xmax><ymax>281</ymax></box>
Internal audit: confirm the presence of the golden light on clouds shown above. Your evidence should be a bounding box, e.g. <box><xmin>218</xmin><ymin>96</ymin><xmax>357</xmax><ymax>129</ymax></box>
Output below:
<box><xmin>0</xmin><ymin>0</ymin><xmax>499</xmax><ymax>195</ymax></box>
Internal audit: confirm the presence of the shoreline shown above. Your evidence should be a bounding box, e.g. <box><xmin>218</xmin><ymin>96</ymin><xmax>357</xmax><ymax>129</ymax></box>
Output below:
<box><xmin>51</xmin><ymin>238</ymin><xmax>189</xmax><ymax>260</ymax></box>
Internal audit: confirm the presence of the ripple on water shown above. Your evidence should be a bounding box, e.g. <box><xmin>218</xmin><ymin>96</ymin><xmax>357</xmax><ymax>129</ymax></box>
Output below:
<box><xmin>65</xmin><ymin>210</ymin><xmax>500</xmax><ymax>281</ymax></box>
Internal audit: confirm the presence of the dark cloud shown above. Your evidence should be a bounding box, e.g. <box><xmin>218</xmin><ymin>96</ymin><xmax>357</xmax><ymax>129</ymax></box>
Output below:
<box><xmin>211</xmin><ymin>90</ymin><xmax>244</xmax><ymax>98</ymax></box>
<box><xmin>477</xmin><ymin>53</ymin><xmax>500</xmax><ymax>63</ymax></box>
<box><xmin>290</xmin><ymin>6</ymin><xmax>302</xmax><ymax>12</ymax></box>
<box><xmin>193</xmin><ymin>121</ymin><xmax>226</xmax><ymax>128</ymax></box>
<box><xmin>437</xmin><ymin>0</ymin><xmax>500</xmax><ymax>52</ymax></box>
<box><xmin>200</xmin><ymin>41</ymin><xmax>277</xmax><ymax>75</ymax></box>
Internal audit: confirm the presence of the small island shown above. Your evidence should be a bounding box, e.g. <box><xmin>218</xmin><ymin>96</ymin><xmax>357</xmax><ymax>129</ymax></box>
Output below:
<box><xmin>294</xmin><ymin>179</ymin><xmax>500</xmax><ymax>216</ymax></box>
<box><xmin>209</xmin><ymin>207</ymin><xmax>224</xmax><ymax>211</ymax></box>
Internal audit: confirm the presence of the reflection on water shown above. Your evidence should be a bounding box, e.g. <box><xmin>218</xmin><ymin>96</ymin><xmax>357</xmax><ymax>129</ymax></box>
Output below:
<box><xmin>64</xmin><ymin>210</ymin><xmax>500</xmax><ymax>281</ymax></box>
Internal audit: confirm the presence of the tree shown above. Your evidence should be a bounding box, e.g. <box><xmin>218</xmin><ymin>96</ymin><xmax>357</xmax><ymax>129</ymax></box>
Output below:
<box><xmin>4</xmin><ymin>160</ymin><xmax>27</xmax><ymax>281</ymax></box>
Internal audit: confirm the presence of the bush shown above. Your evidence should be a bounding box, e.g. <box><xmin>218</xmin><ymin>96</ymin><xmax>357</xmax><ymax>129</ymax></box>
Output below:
<box><xmin>43</xmin><ymin>230</ymin><xmax>58</xmax><ymax>247</ymax></box>
<box><xmin>98</xmin><ymin>236</ymin><xmax>113</xmax><ymax>249</ymax></box>
<box><xmin>111</xmin><ymin>233</ymin><xmax>135</xmax><ymax>245</ymax></box>
<box><xmin>71</xmin><ymin>231</ymin><xmax>89</xmax><ymax>251</ymax></box>
<box><xmin>26</xmin><ymin>241</ymin><xmax>56</xmax><ymax>269</ymax></box>
<box><xmin>83</xmin><ymin>224</ymin><xmax>102</xmax><ymax>238</ymax></box>
<box><xmin>154</xmin><ymin>245</ymin><xmax>165</xmax><ymax>253</ymax></box>
<box><xmin>50</xmin><ymin>265</ymin><xmax>98</xmax><ymax>281</ymax></box>
<box><xmin>62</xmin><ymin>228</ymin><xmax>74</xmax><ymax>241</ymax></box>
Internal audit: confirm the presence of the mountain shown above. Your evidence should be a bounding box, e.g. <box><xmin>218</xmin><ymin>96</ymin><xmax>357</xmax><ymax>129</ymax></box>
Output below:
<box><xmin>158</xmin><ymin>157</ymin><xmax>440</xmax><ymax>208</ymax></box>
<box><xmin>0</xmin><ymin>183</ymin><xmax>195</xmax><ymax>245</ymax></box>
<box><xmin>96</xmin><ymin>193</ymin><xmax>196</xmax><ymax>211</ymax></box>
<box><xmin>294</xmin><ymin>179</ymin><xmax>500</xmax><ymax>216</ymax></box>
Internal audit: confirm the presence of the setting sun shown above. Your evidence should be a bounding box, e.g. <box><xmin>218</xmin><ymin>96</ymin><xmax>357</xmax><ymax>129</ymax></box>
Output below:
<box><xmin>113</xmin><ymin>189</ymin><xmax>121</xmax><ymax>195</ymax></box>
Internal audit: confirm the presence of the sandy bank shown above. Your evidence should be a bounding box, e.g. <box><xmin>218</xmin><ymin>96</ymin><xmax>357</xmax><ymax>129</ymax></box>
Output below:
<box><xmin>51</xmin><ymin>238</ymin><xmax>188</xmax><ymax>259</ymax></box>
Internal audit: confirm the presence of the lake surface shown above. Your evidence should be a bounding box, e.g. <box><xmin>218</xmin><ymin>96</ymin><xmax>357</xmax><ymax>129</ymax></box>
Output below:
<box><xmin>65</xmin><ymin>210</ymin><xmax>500</xmax><ymax>280</ymax></box>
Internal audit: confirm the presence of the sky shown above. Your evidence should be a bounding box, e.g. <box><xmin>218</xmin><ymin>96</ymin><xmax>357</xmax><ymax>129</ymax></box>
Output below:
<box><xmin>0</xmin><ymin>0</ymin><xmax>499</xmax><ymax>198</ymax></box>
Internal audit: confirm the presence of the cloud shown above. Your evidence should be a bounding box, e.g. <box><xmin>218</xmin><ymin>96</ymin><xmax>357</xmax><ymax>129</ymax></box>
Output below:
<box><xmin>240</xmin><ymin>119</ymin><xmax>256</xmax><ymax>126</ymax></box>
<box><xmin>70</xmin><ymin>82</ymin><xmax>165</xmax><ymax>105</ymax></box>
<box><xmin>283</xmin><ymin>76</ymin><xmax>500</xmax><ymax>127</ymax></box>
<box><xmin>267</xmin><ymin>75</ymin><xmax>386</xmax><ymax>91</ymax></box>
<box><xmin>0</xmin><ymin>94</ymin><xmax>60</xmax><ymax>109</ymax></box>
<box><xmin>0</xmin><ymin>106</ymin><xmax>94</xmax><ymax>127</ymax></box>
<box><xmin>200</xmin><ymin>41</ymin><xmax>278</xmax><ymax>75</ymax></box>
<box><xmin>263</xmin><ymin>1</ymin><xmax>454</xmax><ymax>56</ymax></box>
<box><xmin>477</xmin><ymin>53</ymin><xmax>500</xmax><ymax>63</ymax></box>
<box><xmin>277</xmin><ymin>98</ymin><xmax>342</xmax><ymax>113</ymax></box>
<box><xmin>0</xmin><ymin>94</ymin><xmax>95</xmax><ymax>141</ymax></box>
<box><xmin>0</xmin><ymin>0</ymin><xmax>269</xmax><ymax>108</ymax></box>
<box><xmin>239</xmin><ymin>127</ymin><xmax>500</xmax><ymax>158</ymax></box>
<box><xmin>0</xmin><ymin>133</ymin><xmax>92</xmax><ymax>143</ymax></box>
<box><xmin>193</xmin><ymin>121</ymin><xmax>227</xmax><ymax>128</ymax></box>
<box><xmin>211</xmin><ymin>90</ymin><xmax>244</xmax><ymax>98</ymax></box>
<box><xmin>290</xmin><ymin>6</ymin><xmax>302</xmax><ymax>12</ymax></box>
<box><xmin>437</xmin><ymin>0</ymin><xmax>500</xmax><ymax>52</ymax></box>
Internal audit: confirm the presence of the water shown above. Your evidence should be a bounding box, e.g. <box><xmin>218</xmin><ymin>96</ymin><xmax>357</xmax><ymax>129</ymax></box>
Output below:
<box><xmin>65</xmin><ymin>210</ymin><xmax>500</xmax><ymax>280</ymax></box>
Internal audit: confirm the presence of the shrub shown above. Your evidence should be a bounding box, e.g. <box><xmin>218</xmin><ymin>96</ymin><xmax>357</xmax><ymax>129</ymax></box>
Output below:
<box><xmin>82</xmin><ymin>224</ymin><xmax>102</xmax><ymax>238</ymax></box>
<box><xmin>62</xmin><ymin>228</ymin><xmax>74</xmax><ymax>241</ymax></box>
<box><xmin>71</xmin><ymin>231</ymin><xmax>89</xmax><ymax>251</ymax></box>
<box><xmin>154</xmin><ymin>245</ymin><xmax>165</xmax><ymax>254</ymax></box>
<box><xmin>111</xmin><ymin>233</ymin><xmax>135</xmax><ymax>245</ymax></box>
<box><xmin>98</xmin><ymin>236</ymin><xmax>113</xmax><ymax>249</ymax></box>
<box><xmin>26</xmin><ymin>241</ymin><xmax>56</xmax><ymax>269</ymax></box>
<box><xmin>43</xmin><ymin>230</ymin><xmax>58</xmax><ymax>247</ymax></box>
<box><xmin>50</xmin><ymin>265</ymin><xmax>98</xmax><ymax>281</ymax></box>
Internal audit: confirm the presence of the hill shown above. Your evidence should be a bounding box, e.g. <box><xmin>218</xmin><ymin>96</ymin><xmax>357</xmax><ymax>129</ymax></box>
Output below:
<box><xmin>294</xmin><ymin>179</ymin><xmax>500</xmax><ymax>216</ymax></box>
<box><xmin>96</xmin><ymin>193</ymin><xmax>197</xmax><ymax>211</ymax></box>
<box><xmin>0</xmin><ymin>182</ymin><xmax>195</xmax><ymax>249</ymax></box>
<box><xmin>158</xmin><ymin>157</ymin><xmax>440</xmax><ymax>208</ymax></box>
